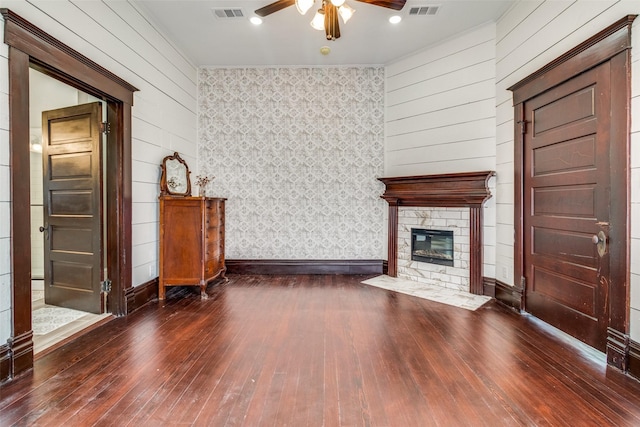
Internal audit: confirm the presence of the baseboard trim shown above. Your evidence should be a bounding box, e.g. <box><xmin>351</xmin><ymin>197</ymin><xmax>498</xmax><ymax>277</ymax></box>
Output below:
<box><xmin>607</xmin><ymin>327</ymin><xmax>630</xmax><ymax>371</ymax></box>
<box><xmin>0</xmin><ymin>342</ymin><xmax>11</xmax><ymax>384</ymax></box>
<box><xmin>628</xmin><ymin>339</ymin><xmax>640</xmax><ymax>380</ymax></box>
<box><xmin>494</xmin><ymin>279</ymin><xmax>524</xmax><ymax>312</ymax></box>
<box><xmin>125</xmin><ymin>278</ymin><xmax>159</xmax><ymax>315</ymax></box>
<box><xmin>9</xmin><ymin>330</ymin><xmax>33</xmax><ymax>380</ymax></box>
<box><xmin>226</xmin><ymin>259</ymin><xmax>384</xmax><ymax>275</ymax></box>
<box><xmin>483</xmin><ymin>277</ymin><xmax>496</xmax><ymax>298</ymax></box>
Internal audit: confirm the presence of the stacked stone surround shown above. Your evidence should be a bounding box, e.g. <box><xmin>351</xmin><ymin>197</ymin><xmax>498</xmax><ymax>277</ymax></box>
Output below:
<box><xmin>397</xmin><ymin>207</ymin><xmax>471</xmax><ymax>292</ymax></box>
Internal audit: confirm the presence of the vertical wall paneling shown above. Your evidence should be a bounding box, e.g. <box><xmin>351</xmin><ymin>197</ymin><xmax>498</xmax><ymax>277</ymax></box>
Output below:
<box><xmin>0</xmin><ymin>16</ymin><xmax>11</xmax><ymax>345</ymax></box>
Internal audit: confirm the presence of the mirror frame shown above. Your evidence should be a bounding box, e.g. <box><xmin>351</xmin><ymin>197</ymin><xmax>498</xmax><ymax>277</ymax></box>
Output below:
<box><xmin>160</xmin><ymin>152</ymin><xmax>192</xmax><ymax>196</ymax></box>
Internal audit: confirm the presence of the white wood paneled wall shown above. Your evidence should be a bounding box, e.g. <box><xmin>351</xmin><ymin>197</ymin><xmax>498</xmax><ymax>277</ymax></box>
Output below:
<box><xmin>0</xmin><ymin>16</ymin><xmax>10</xmax><ymax>343</ymax></box>
<box><xmin>0</xmin><ymin>0</ymin><xmax>198</xmax><ymax>341</ymax></box>
<box><xmin>495</xmin><ymin>1</ymin><xmax>640</xmax><ymax>338</ymax></box>
<box><xmin>384</xmin><ymin>23</ymin><xmax>498</xmax><ymax>280</ymax></box>
<box><xmin>385</xmin><ymin>23</ymin><xmax>497</xmax><ymax>176</ymax></box>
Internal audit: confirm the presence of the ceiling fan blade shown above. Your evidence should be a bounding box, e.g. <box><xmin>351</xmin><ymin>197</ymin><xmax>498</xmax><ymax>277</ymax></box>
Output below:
<box><xmin>354</xmin><ymin>0</ymin><xmax>406</xmax><ymax>11</ymax></box>
<box><xmin>255</xmin><ymin>0</ymin><xmax>296</xmax><ymax>17</ymax></box>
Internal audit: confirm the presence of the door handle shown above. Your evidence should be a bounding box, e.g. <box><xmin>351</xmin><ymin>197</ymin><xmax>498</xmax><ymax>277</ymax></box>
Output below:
<box><xmin>592</xmin><ymin>231</ymin><xmax>607</xmax><ymax>257</ymax></box>
<box><xmin>39</xmin><ymin>224</ymin><xmax>49</xmax><ymax>240</ymax></box>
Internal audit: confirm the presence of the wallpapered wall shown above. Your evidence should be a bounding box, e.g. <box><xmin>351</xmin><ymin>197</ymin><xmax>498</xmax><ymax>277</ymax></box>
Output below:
<box><xmin>198</xmin><ymin>67</ymin><xmax>386</xmax><ymax>259</ymax></box>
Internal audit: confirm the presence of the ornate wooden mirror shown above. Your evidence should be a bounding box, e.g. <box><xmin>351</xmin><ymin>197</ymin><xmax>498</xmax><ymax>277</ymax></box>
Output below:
<box><xmin>160</xmin><ymin>152</ymin><xmax>191</xmax><ymax>196</ymax></box>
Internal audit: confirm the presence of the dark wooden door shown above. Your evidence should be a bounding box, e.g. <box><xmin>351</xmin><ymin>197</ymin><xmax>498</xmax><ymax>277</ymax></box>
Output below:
<box><xmin>42</xmin><ymin>102</ymin><xmax>104</xmax><ymax>314</ymax></box>
<box><xmin>523</xmin><ymin>62</ymin><xmax>611</xmax><ymax>351</ymax></box>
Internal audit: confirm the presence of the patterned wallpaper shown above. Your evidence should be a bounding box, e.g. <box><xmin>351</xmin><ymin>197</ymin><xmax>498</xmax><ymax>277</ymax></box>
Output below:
<box><xmin>198</xmin><ymin>67</ymin><xmax>386</xmax><ymax>259</ymax></box>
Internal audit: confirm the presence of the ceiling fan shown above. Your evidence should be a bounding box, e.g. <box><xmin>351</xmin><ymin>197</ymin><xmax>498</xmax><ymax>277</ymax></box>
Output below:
<box><xmin>255</xmin><ymin>0</ymin><xmax>406</xmax><ymax>41</ymax></box>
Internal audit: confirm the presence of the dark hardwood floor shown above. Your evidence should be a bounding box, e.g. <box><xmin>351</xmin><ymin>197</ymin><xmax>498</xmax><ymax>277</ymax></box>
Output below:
<box><xmin>2</xmin><ymin>274</ymin><xmax>640</xmax><ymax>426</ymax></box>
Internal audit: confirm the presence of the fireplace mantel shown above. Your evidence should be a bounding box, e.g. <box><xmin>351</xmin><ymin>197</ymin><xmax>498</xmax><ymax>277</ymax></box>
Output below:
<box><xmin>378</xmin><ymin>171</ymin><xmax>495</xmax><ymax>207</ymax></box>
<box><xmin>378</xmin><ymin>171</ymin><xmax>495</xmax><ymax>295</ymax></box>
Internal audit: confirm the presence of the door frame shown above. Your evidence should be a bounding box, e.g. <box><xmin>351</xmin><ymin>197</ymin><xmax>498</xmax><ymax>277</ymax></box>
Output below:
<box><xmin>509</xmin><ymin>15</ymin><xmax>636</xmax><ymax>370</ymax></box>
<box><xmin>1</xmin><ymin>9</ymin><xmax>137</xmax><ymax>379</ymax></box>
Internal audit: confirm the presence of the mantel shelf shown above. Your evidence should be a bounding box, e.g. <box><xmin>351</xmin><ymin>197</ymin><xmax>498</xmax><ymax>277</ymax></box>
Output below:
<box><xmin>378</xmin><ymin>171</ymin><xmax>495</xmax><ymax>208</ymax></box>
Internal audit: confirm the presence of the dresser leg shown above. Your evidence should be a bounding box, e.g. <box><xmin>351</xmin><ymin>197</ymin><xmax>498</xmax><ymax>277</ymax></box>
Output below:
<box><xmin>200</xmin><ymin>283</ymin><xmax>208</xmax><ymax>300</ymax></box>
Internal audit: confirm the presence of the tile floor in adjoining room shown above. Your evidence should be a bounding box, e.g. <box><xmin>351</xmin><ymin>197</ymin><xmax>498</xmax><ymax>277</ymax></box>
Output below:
<box><xmin>32</xmin><ymin>280</ymin><xmax>112</xmax><ymax>355</ymax></box>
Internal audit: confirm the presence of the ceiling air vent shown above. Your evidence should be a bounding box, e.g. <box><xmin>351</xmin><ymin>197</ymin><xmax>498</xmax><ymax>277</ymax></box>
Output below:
<box><xmin>212</xmin><ymin>8</ymin><xmax>245</xmax><ymax>19</ymax></box>
<box><xmin>409</xmin><ymin>5</ymin><xmax>440</xmax><ymax>16</ymax></box>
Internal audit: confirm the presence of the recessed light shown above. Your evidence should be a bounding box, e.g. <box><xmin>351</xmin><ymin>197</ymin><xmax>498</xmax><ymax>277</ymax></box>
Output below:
<box><xmin>250</xmin><ymin>17</ymin><xmax>263</xmax><ymax>25</ymax></box>
<box><xmin>389</xmin><ymin>15</ymin><xmax>402</xmax><ymax>24</ymax></box>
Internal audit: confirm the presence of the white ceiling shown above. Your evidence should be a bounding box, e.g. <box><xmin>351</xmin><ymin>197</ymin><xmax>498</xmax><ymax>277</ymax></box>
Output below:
<box><xmin>134</xmin><ymin>0</ymin><xmax>515</xmax><ymax>67</ymax></box>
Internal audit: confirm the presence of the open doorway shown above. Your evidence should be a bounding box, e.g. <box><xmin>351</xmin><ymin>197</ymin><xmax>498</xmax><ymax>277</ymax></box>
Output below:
<box><xmin>2</xmin><ymin>8</ymin><xmax>137</xmax><ymax>380</ymax></box>
<box><xmin>29</xmin><ymin>69</ymin><xmax>111</xmax><ymax>355</ymax></box>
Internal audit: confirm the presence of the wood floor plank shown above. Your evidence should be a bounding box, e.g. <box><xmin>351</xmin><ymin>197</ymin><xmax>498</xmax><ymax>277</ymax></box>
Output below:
<box><xmin>477</xmin><ymin>308</ymin><xmax>640</xmax><ymax>425</ymax></box>
<box><xmin>124</xmin><ymin>288</ymin><xmax>241</xmax><ymax>424</ymax></box>
<box><xmin>3</xmin><ymin>274</ymin><xmax>640</xmax><ymax>426</ymax></box>
<box><xmin>386</xmin><ymin>293</ymin><xmax>490</xmax><ymax>425</ymax></box>
<box><xmin>84</xmin><ymin>293</ymin><xmax>228</xmax><ymax>425</ymax></box>
<box><xmin>14</xmin><ymin>294</ymin><xmax>213</xmax><ymax>426</ymax></box>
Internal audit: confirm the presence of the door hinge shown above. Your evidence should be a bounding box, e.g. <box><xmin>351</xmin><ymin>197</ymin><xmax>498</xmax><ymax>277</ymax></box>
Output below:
<box><xmin>520</xmin><ymin>276</ymin><xmax>526</xmax><ymax>290</ymax></box>
<box><xmin>101</xmin><ymin>279</ymin><xmax>112</xmax><ymax>293</ymax></box>
<box><xmin>101</xmin><ymin>121</ymin><xmax>111</xmax><ymax>134</ymax></box>
<box><xmin>517</xmin><ymin>120</ymin><xmax>528</xmax><ymax>134</ymax></box>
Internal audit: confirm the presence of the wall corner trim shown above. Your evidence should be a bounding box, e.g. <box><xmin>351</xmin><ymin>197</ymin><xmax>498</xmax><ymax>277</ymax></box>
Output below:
<box><xmin>0</xmin><ymin>342</ymin><xmax>11</xmax><ymax>384</ymax></box>
<box><xmin>125</xmin><ymin>278</ymin><xmax>159</xmax><ymax>315</ymax></box>
<box><xmin>607</xmin><ymin>327</ymin><xmax>630</xmax><ymax>371</ymax></box>
<box><xmin>627</xmin><ymin>339</ymin><xmax>640</xmax><ymax>380</ymax></box>
<box><xmin>494</xmin><ymin>279</ymin><xmax>524</xmax><ymax>312</ymax></box>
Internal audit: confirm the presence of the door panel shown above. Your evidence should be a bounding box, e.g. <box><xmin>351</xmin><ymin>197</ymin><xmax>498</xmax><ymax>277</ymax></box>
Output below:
<box><xmin>524</xmin><ymin>63</ymin><xmax>610</xmax><ymax>351</ymax></box>
<box><xmin>531</xmin><ymin>268</ymin><xmax>596</xmax><ymax>316</ymax></box>
<box><xmin>42</xmin><ymin>102</ymin><xmax>103</xmax><ymax>314</ymax></box>
<box><xmin>533</xmin><ymin>136</ymin><xmax>596</xmax><ymax>174</ymax></box>
<box><xmin>533</xmin><ymin>228</ymin><xmax>597</xmax><ymax>267</ymax></box>
<box><xmin>532</xmin><ymin>185</ymin><xmax>596</xmax><ymax>217</ymax></box>
<box><xmin>50</xmin><ymin>152</ymin><xmax>93</xmax><ymax>178</ymax></box>
<box><xmin>532</xmin><ymin>86</ymin><xmax>595</xmax><ymax>134</ymax></box>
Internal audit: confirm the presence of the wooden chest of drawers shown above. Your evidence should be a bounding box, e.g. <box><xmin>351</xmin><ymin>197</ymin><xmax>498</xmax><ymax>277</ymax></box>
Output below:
<box><xmin>159</xmin><ymin>196</ymin><xmax>226</xmax><ymax>300</ymax></box>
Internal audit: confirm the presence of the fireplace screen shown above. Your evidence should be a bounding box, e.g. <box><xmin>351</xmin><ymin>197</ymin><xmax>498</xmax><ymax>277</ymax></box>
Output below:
<box><xmin>411</xmin><ymin>228</ymin><xmax>454</xmax><ymax>267</ymax></box>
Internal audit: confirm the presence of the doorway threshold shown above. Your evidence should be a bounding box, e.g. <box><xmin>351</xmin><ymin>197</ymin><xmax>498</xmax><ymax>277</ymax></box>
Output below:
<box><xmin>33</xmin><ymin>311</ymin><xmax>113</xmax><ymax>359</ymax></box>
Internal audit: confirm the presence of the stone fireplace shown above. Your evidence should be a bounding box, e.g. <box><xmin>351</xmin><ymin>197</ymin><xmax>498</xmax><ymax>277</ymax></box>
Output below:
<box><xmin>399</xmin><ymin>207</ymin><xmax>470</xmax><ymax>292</ymax></box>
<box><xmin>378</xmin><ymin>172</ymin><xmax>494</xmax><ymax>295</ymax></box>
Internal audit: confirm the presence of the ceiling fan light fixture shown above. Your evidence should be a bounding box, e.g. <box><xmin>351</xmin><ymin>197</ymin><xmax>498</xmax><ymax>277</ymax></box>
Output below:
<box><xmin>295</xmin><ymin>0</ymin><xmax>315</xmax><ymax>15</ymax></box>
<box><xmin>330</xmin><ymin>0</ymin><xmax>345</xmax><ymax>7</ymax></box>
<box><xmin>338</xmin><ymin>3</ymin><xmax>355</xmax><ymax>24</ymax></box>
<box><xmin>310</xmin><ymin>8</ymin><xmax>325</xmax><ymax>30</ymax></box>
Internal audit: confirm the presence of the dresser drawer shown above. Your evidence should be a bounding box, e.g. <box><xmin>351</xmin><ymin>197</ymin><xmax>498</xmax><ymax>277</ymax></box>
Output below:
<box><xmin>205</xmin><ymin>228</ymin><xmax>219</xmax><ymax>244</ymax></box>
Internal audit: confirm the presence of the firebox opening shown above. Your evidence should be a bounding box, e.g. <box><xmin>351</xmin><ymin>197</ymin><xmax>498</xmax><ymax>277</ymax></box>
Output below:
<box><xmin>411</xmin><ymin>228</ymin><xmax>454</xmax><ymax>267</ymax></box>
